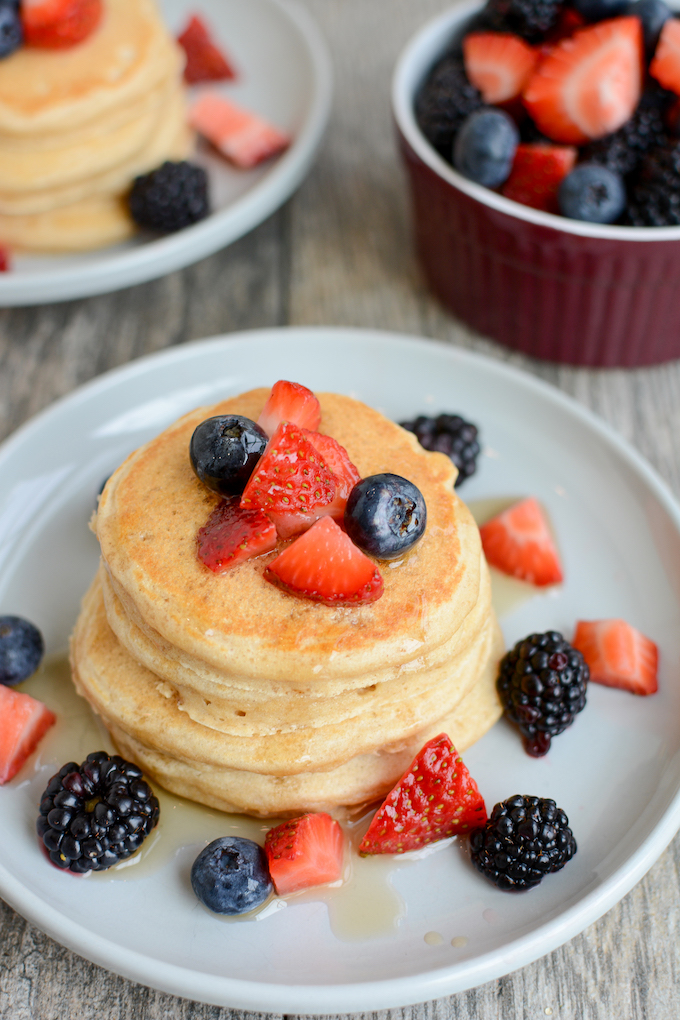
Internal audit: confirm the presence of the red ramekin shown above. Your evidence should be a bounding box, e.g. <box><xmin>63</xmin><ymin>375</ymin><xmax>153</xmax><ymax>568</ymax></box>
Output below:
<box><xmin>392</xmin><ymin>2</ymin><xmax>680</xmax><ymax>366</ymax></box>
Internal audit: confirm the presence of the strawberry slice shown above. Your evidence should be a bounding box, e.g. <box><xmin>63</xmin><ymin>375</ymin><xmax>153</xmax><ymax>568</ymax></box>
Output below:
<box><xmin>240</xmin><ymin>422</ymin><xmax>337</xmax><ymax>539</ymax></box>
<box><xmin>22</xmin><ymin>0</ymin><xmax>102</xmax><ymax>49</ymax></box>
<box><xmin>264</xmin><ymin>812</ymin><xmax>345</xmax><ymax>895</ymax></box>
<box><xmin>0</xmin><ymin>685</ymin><xmax>55</xmax><ymax>784</ymax></box>
<box><xmin>463</xmin><ymin>33</ymin><xmax>538</xmax><ymax>104</ymax></box>
<box><xmin>177</xmin><ymin>15</ymin><xmax>236</xmax><ymax>85</ymax></box>
<box><xmin>0</xmin><ymin>247</ymin><xmax>9</xmax><ymax>272</ymax></box>
<box><xmin>572</xmin><ymin>619</ymin><xmax>658</xmax><ymax>695</ymax></box>
<box><xmin>265</xmin><ymin>516</ymin><xmax>384</xmax><ymax>606</ymax></box>
<box><xmin>523</xmin><ymin>18</ymin><xmax>644</xmax><ymax>144</ymax></box>
<box><xmin>189</xmin><ymin>93</ymin><xmax>290</xmax><ymax>170</ymax></box>
<box><xmin>359</xmin><ymin>734</ymin><xmax>487</xmax><ymax>855</ymax></box>
<box><xmin>479</xmin><ymin>497</ymin><xmax>563</xmax><ymax>586</ymax></box>
<box><xmin>306</xmin><ymin>432</ymin><xmax>361</xmax><ymax>522</ymax></box>
<box><xmin>196</xmin><ymin>497</ymin><xmax>277</xmax><ymax>572</ymax></box>
<box><xmin>257</xmin><ymin>380</ymin><xmax>321</xmax><ymax>438</ymax></box>
<box><xmin>502</xmin><ymin>143</ymin><xmax>577</xmax><ymax>213</ymax></box>
<box><xmin>650</xmin><ymin>18</ymin><xmax>680</xmax><ymax>95</ymax></box>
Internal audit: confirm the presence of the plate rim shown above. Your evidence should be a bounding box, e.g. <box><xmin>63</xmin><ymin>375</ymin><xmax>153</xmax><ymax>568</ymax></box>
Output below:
<box><xmin>2</xmin><ymin>325</ymin><xmax>680</xmax><ymax>1013</ymax></box>
<box><xmin>0</xmin><ymin>0</ymin><xmax>333</xmax><ymax>308</ymax></box>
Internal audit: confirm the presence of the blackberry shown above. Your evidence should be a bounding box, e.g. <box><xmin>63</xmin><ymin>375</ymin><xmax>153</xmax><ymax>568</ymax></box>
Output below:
<box><xmin>482</xmin><ymin>0</ymin><xmax>564</xmax><ymax>42</ymax></box>
<box><xmin>497</xmin><ymin>631</ymin><xmax>588</xmax><ymax>756</ymax></box>
<box><xmin>36</xmin><ymin>751</ymin><xmax>160</xmax><ymax>873</ymax></box>
<box><xmin>581</xmin><ymin>101</ymin><xmax>668</xmax><ymax>178</ymax></box>
<box><xmin>415</xmin><ymin>54</ymin><xmax>483</xmax><ymax>159</ymax></box>
<box><xmin>400</xmin><ymin>413</ymin><xmax>480</xmax><ymax>486</ymax></box>
<box><xmin>624</xmin><ymin>140</ymin><xmax>680</xmax><ymax>225</ymax></box>
<box><xmin>469</xmin><ymin>795</ymin><xmax>577</xmax><ymax>891</ymax></box>
<box><xmin>128</xmin><ymin>161</ymin><xmax>209</xmax><ymax>232</ymax></box>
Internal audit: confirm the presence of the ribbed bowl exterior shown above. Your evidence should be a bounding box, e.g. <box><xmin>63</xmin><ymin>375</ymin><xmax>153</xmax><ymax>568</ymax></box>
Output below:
<box><xmin>399</xmin><ymin>131</ymin><xmax>680</xmax><ymax>367</ymax></box>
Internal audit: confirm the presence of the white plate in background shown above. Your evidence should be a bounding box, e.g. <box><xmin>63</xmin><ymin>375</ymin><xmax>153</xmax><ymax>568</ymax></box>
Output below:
<box><xmin>0</xmin><ymin>0</ymin><xmax>331</xmax><ymax>306</ymax></box>
<box><xmin>0</xmin><ymin>328</ymin><xmax>679</xmax><ymax>1012</ymax></box>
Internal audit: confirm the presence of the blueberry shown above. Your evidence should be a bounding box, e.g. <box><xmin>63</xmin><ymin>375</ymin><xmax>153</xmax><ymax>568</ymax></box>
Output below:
<box><xmin>190</xmin><ymin>415</ymin><xmax>268</xmax><ymax>496</ymax></box>
<box><xmin>191</xmin><ymin>837</ymin><xmax>272</xmax><ymax>915</ymax></box>
<box><xmin>344</xmin><ymin>474</ymin><xmax>427</xmax><ymax>560</ymax></box>
<box><xmin>453</xmin><ymin>109</ymin><xmax>519</xmax><ymax>188</ymax></box>
<box><xmin>573</xmin><ymin>0</ymin><xmax>628</xmax><ymax>20</ymax></box>
<box><xmin>0</xmin><ymin>616</ymin><xmax>44</xmax><ymax>686</ymax></box>
<box><xmin>558</xmin><ymin>164</ymin><xmax>626</xmax><ymax>223</ymax></box>
<box><xmin>625</xmin><ymin>0</ymin><xmax>672</xmax><ymax>55</ymax></box>
<box><xmin>0</xmin><ymin>2</ymin><xmax>22</xmax><ymax>60</ymax></box>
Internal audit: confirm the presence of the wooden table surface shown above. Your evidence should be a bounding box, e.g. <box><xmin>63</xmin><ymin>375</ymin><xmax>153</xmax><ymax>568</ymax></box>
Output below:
<box><xmin>2</xmin><ymin>1</ymin><xmax>680</xmax><ymax>1017</ymax></box>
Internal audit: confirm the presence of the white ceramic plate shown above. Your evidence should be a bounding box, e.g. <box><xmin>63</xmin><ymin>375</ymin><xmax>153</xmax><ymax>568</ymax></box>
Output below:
<box><xmin>1</xmin><ymin>327</ymin><xmax>680</xmax><ymax>1014</ymax></box>
<box><xmin>0</xmin><ymin>0</ymin><xmax>331</xmax><ymax>307</ymax></box>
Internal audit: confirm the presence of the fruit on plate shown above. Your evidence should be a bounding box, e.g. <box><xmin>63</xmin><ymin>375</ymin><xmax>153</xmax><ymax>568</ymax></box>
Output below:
<box><xmin>399</xmin><ymin>412</ymin><xmax>480</xmax><ymax>486</ymax></box>
<box><xmin>358</xmin><ymin>733</ymin><xmax>487</xmax><ymax>854</ymax></box>
<box><xmin>501</xmin><ymin>142</ymin><xmax>577</xmax><ymax>213</ymax></box>
<box><xmin>572</xmin><ymin>618</ymin><xmax>658</xmax><ymax>694</ymax></box>
<box><xmin>196</xmin><ymin>498</ymin><xmax>277</xmax><ymax>572</ymax></box>
<box><xmin>264</xmin><ymin>812</ymin><xmax>345</xmax><ymax>895</ymax></box>
<box><xmin>343</xmin><ymin>473</ymin><xmax>427</xmax><ymax>560</ymax></box>
<box><xmin>128</xmin><ymin>161</ymin><xmax>210</xmax><ymax>233</ymax></box>
<box><xmin>496</xmin><ymin>630</ymin><xmax>589</xmax><ymax>756</ymax></box>
<box><xmin>177</xmin><ymin>14</ymin><xmax>236</xmax><ymax>85</ymax></box>
<box><xmin>189</xmin><ymin>92</ymin><xmax>290</xmax><ymax>170</ymax></box>
<box><xmin>479</xmin><ymin>497</ymin><xmax>563</xmax><ymax>586</ymax></box>
<box><xmin>0</xmin><ymin>2</ymin><xmax>22</xmax><ymax>58</ymax></box>
<box><xmin>558</xmin><ymin>162</ymin><xmax>627</xmax><ymax>221</ymax></box>
<box><xmin>0</xmin><ymin>245</ymin><xmax>10</xmax><ymax>271</ymax></box>
<box><xmin>469</xmin><ymin>794</ymin><xmax>577</xmax><ymax>890</ymax></box>
<box><xmin>240</xmin><ymin>421</ymin><xmax>337</xmax><ymax>538</ymax></box>
<box><xmin>190</xmin><ymin>414</ymin><xmax>268</xmax><ymax>496</ymax></box>
<box><xmin>22</xmin><ymin>0</ymin><xmax>103</xmax><ymax>49</ymax></box>
<box><xmin>36</xmin><ymin>751</ymin><xmax>160</xmax><ymax>871</ymax></box>
<box><xmin>650</xmin><ymin>16</ymin><xmax>680</xmax><ymax>93</ymax></box>
<box><xmin>191</xmin><ymin>836</ymin><xmax>272</xmax><ymax>914</ymax></box>
<box><xmin>523</xmin><ymin>17</ymin><xmax>644</xmax><ymax>145</ymax></box>
<box><xmin>454</xmin><ymin>107</ymin><xmax>520</xmax><ymax>186</ymax></box>
<box><xmin>265</xmin><ymin>516</ymin><xmax>384</xmax><ymax>606</ymax></box>
<box><xmin>463</xmin><ymin>32</ymin><xmax>539</xmax><ymax>104</ymax></box>
<box><xmin>0</xmin><ymin>615</ymin><xmax>44</xmax><ymax>686</ymax></box>
<box><xmin>256</xmin><ymin>380</ymin><xmax>321</xmax><ymax>437</ymax></box>
<box><xmin>0</xmin><ymin>685</ymin><xmax>55</xmax><ymax>784</ymax></box>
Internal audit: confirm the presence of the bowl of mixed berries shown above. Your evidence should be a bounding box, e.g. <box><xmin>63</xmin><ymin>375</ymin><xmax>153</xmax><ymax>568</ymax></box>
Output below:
<box><xmin>392</xmin><ymin>0</ymin><xmax>680</xmax><ymax>366</ymax></box>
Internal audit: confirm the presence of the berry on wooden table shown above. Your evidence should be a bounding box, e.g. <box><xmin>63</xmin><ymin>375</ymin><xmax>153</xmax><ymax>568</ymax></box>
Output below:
<box><xmin>359</xmin><ymin>734</ymin><xmax>487</xmax><ymax>855</ymax></box>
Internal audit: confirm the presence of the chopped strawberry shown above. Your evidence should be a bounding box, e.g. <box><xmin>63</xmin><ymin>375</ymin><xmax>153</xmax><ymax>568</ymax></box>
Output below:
<box><xmin>0</xmin><ymin>685</ymin><xmax>55</xmax><ymax>784</ymax></box>
<box><xmin>463</xmin><ymin>33</ymin><xmax>538</xmax><ymax>104</ymax></box>
<box><xmin>240</xmin><ymin>422</ymin><xmax>336</xmax><ymax>539</ymax></box>
<box><xmin>196</xmin><ymin>497</ymin><xmax>277</xmax><ymax>572</ymax></box>
<box><xmin>264</xmin><ymin>812</ymin><xmax>345</xmax><ymax>895</ymax></box>
<box><xmin>177</xmin><ymin>15</ymin><xmax>236</xmax><ymax>85</ymax></box>
<box><xmin>502</xmin><ymin>143</ymin><xmax>577</xmax><ymax>213</ymax></box>
<box><xmin>0</xmin><ymin>247</ymin><xmax>9</xmax><ymax>272</ymax></box>
<box><xmin>523</xmin><ymin>18</ymin><xmax>644</xmax><ymax>144</ymax></box>
<box><xmin>22</xmin><ymin>0</ymin><xmax>102</xmax><ymax>49</ymax></box>
<box><xmin>257</xmin><ymin>380</ymin><xmax>321</xmax><ymax>438</ymax></box>
<box><xmin>572</xmin><ymin>619</ymin><xmax>658</xmax><ymax>695</ymax></box>
<box><xmin>306</xmin><ymin>432</ymin><xmax>361</xmax><ymax>522</ymax></box>
<box><xmin>265</xmin><ymin>516</ymin><xmax>384</xmax><ymax>606</ymax></box>
<box><xmin>650</xmin><ymin>18</ymin><xmax>680</xmax><ymax>95</ymax></box>
<box><xmin>359</xmin><ymin>734</ymin><xmax>487</xmax><ymax>855</ymax></box>
<box><xmin>189</xmin><ymin>93</ymin><xmax>290</xmax><ymax>170</ymax></box>
<box><xmin>479</xmin><ymin>497</ymin><xmax>563</xmax><ymax>586</ymax></box>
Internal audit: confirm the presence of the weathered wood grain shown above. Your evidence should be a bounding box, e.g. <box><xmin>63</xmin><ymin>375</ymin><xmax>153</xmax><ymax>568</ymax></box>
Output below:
<box><xmin>1</xmin><ymin>0</ymin><xmax>680</xmax><ymax>1017</ymax></box>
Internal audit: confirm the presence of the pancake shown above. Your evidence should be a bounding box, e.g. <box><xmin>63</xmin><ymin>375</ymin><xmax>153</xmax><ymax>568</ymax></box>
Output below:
<box><xmin>72</xmin><ymin>577</ymin><xmax>504</xmax><ymax>817</ymax></box>
<box><xmin>0</xmin><ymin>0</ymin><xmax>181</xmax><ymax>136</ymax></box>
<box><xmin>73</xmin><ymin>387</ymin><xmax>504</xmax><ymax>816</ymax></box>
<box><xmin>0</xmin><ymin>193</ymin><xmax>135</xmax><ymax>251</ymax></box>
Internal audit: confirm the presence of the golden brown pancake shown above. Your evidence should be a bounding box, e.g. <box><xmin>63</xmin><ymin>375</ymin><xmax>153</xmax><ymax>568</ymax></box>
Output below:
<box><xmin>72</xmin><ymin>388</ymin><xmax>504</xmax><ymax>816</ymax></box>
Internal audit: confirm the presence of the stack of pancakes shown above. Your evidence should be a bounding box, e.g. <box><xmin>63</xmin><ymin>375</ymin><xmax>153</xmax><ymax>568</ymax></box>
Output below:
<box><xmin>71</xmin><ymin>389</ymin><xmax>504</xmax><ymax>817</ymax></box>
<box><xmin>0</xmin><ymin>0</ymin><xmax>191</xmax><ymax>252</ymax></box>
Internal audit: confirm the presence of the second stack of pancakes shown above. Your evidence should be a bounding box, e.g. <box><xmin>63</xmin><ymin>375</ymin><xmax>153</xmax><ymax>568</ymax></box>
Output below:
<box><xmin>71</xmin><ymin>388</ymin><xmax>503</xmax><ymax>817</ymax></box>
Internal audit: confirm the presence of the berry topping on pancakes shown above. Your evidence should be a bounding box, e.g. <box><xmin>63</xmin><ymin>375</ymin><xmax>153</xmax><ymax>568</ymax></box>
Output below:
<box><xmin>22</xmin><ymin>0</ymin><xmax>102</xmax><ymax>49</ymax></box>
